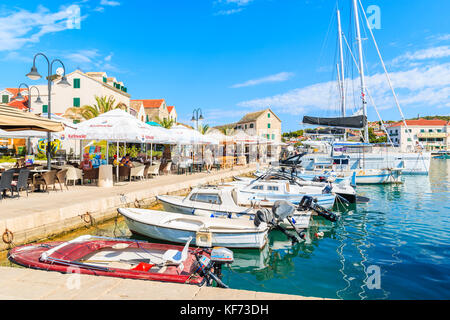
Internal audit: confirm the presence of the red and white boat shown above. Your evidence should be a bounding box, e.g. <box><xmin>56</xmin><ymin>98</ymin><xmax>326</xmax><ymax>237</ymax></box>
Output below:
<box><xmin>8</xmin><ymin>235</ymin><xmax>233</xmax><ymax>288</ymax></box>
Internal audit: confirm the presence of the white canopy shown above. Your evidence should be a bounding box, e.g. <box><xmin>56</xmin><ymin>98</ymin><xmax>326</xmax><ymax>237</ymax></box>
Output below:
<box><xmin>205</xmin><ymin>129</ymin><xmax>234</xmax><ymax>143</ymax></box>
<box><xmin>67</xmin><ymin>109</ymin><xmax>172</xmax><ymax>143</ymax></box>
<box><xmin>169</xmin><ymin>124</ymin><xmax>218</xmax><ymax>145</ymax></box>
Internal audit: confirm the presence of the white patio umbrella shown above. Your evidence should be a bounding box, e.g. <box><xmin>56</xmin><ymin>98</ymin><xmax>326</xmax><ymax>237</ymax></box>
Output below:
<box><xmin>169</xmin><ymin>124</ymin><xmax>218</xmax><ymax>145</ymax></box>
<box><xmin>67</xmin><ymin>109</ymin><xmax>173</xmax><ymax>182</ymax></box>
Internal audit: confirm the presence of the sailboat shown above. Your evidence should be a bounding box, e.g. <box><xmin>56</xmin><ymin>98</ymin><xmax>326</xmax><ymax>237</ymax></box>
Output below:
<box><xmin>296</xmin><ymin>0</ymin><xmax>431</xmax><ymax>177</ymax></box>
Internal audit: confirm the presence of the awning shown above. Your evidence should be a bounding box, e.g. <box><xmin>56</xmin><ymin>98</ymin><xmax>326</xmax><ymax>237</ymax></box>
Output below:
<box><xmin>0</xmin><ymin>104</ymin><xmax>64</xmax><ymax>132</ymax></box>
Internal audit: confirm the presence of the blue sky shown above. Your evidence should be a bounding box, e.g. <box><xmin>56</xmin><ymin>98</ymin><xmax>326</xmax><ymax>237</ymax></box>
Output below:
<box><xmin>0</xmin><ymin>0</ymin><xmax>449</xmax><ymax>132</ymax></box>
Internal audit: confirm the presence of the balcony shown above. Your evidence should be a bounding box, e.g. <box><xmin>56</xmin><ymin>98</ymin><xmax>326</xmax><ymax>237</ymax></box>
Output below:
<box><xmin>417</xmin><ymin>132</ymin><xmax>447</xmax><ymax>138</ymax></box>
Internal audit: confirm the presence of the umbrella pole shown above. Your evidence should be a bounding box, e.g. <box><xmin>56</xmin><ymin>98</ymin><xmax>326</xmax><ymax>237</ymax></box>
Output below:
<box><xmin>116</xmin><ymin>141</ymin><xmax>119</xmax><ymax>183</ymax></box>
<box><xmin>150</xmin><ymin>143</ymin><xmax>153</xmax><ymax>166</ymax></box>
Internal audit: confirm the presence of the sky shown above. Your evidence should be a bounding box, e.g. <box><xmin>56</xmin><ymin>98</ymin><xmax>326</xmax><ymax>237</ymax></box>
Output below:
<box><xmin>0</xmin><ymin>0</ymin><xmax>449</xmax><ymax>132</ymax></box>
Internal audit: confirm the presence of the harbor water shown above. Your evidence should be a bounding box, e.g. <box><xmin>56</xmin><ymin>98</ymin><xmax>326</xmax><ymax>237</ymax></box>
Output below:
<box><xmin>1</xmin><ymin>159</ymin><xmax>449</xmax><ymax>299</ymax></box>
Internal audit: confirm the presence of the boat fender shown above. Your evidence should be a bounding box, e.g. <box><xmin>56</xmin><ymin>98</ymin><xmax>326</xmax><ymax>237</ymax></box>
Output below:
<box><xmin>315</xmin><ymin>232</ymin><xmax>324</xmax><ymax>238</ymax></box>
<box><xmin>2</xmin><ymin>229</ymin><xmax>13</xmax><ymax>244</ymax></box>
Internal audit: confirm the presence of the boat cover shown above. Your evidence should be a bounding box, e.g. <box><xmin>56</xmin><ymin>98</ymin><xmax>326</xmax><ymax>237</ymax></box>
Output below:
<box><xmin>302</xmin><ymin>115</ymin><xmax>367</xmax><ymax>129</ymax></box>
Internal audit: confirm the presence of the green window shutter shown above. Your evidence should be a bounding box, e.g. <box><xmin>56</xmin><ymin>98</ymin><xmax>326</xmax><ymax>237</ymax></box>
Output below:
<box><xmin>103</xmin><ymin>77</ymin><xmax>107</xmax><ymax>83</ymax></box>
<box><xmin>268</xmin><ymin>113</ymin><xmax>270</xmax><ymax>118</ymax></box>
<box><xmin>73</xmin><ymin>98</ymin><xmax>80</xmax><ymax>107</ymax></box>
<box><xmin>2</xmin><ymin>95</ymin><xmax>9</xmax><ymax>103</ymax></box>
<box><xmin>268</xmin><ymin>123</ymin><xmax>271</xmax><ymax>128</ymax></box>
<box><xmin>73</xmin><ymin>78</ymin><xmax>80</xmax><ymax>88</ymax></box>
<box><xmin>272</xmin><ymin>134</ymin><xmax>275</xmax><ymax>140</ymax></box>
<box><xmin>267</xmin><ymin>134</ymin><xmax>270</xmax><ymax>139</ymax></box>
<box><xmin>73</xmin><ymin>120</ymin><xmax>80</xmax><ymax>124</ymax></box>
<box><xmin>42</xmin><ymin>105</ymin><xmax>48</xmax><ymax>113</ymax></box>
<box><xmin>124</xmin><ymin>87</ymin><xmax>127</xmax><ymax>93</ymax></box>
<box><xmin>146</xmin><ymin>115</ymin><xmax>149</xmax><ymax>122</ymax></box>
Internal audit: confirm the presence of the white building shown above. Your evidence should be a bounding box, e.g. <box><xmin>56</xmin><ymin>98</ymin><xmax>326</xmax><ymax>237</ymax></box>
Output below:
<box><xmin>387</xmin><ymin>119</ymin><xmax>449</xmax><ymax>152</ymax></box>
<box><xmin>8</xmin><ymin>70</ymin><xmax>131</xmax><ymax>120</ymax></box>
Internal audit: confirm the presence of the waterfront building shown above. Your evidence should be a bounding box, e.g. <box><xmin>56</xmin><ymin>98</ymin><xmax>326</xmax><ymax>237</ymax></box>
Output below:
<box><xmin>130</xmin><ymin>99</ymin><xmax>176</xmax><ymax>123</ymax></box>
<box><xmin>215</xmin><ymin>108</ymin><xmax>282</xmax><ymax>144</ymax></box>
<box><xmin>1</xmin><ymin>70</ymin><xmax>131</xmax><ymax>120</ymax></box>
<box><xmin>386</xmin><ymin>119</ymin><xmax>449</xmax><ymax>152</ymax></box>
<box><xmin>167</xmin><ymin>105</ymin><xmax>177</xmax><ymax>123</ymax></box>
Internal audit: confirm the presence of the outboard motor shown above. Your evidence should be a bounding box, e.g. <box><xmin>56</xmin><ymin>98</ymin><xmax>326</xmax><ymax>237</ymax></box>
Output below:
<box><xmin>298</xmin><ymin>196</ymin><xmax>339</xmax><ymax>222</ymax></box>
<box><xmin>195</xmin><ymin>247</ymin><xmax>234</xmax><ymax>289</ymax></box>
<box><xmin>322</xmin><ymin>185</ymin><xmax>332</xmax><ymax>194</ymax></box>
<box><xmin>272</xmin><ymin>200</ymin><xmax>305</xmax><ymax>241</ymax></box>
<box><xmin>254</xmin><ymin>208</ymin><xmax>274</xmax><ymax>227</ymax></box>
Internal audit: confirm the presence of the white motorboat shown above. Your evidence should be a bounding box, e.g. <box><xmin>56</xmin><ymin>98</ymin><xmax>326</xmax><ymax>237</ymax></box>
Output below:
<box><xmin>157</xmin><ymin>186</ymin><xmax>316</xmax><ymax>229</ymax></box>
<box><xmin>118</xmin><ymin>207</ymin><xmax>269</xmax><ymax>249</ymax></box>
<box><xmin>233</xmin><ymin>172</ymin><xmax>357</xmax><ymax>203</ymax></box>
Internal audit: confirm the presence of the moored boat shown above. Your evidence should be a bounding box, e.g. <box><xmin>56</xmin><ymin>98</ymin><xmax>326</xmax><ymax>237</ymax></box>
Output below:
<box><xmin>118</xmin><ymin>208</ymin><xmax>270</xmax><ymax>249</ymax></box>
<box><xmin>8</xmin><ymin>235</ymin><xmax>233</xmax><ymax>287</ymax></box>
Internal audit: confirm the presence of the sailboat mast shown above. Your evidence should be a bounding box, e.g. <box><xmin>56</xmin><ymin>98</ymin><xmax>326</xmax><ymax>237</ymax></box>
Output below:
<box><xmin>337</xmin><ymin>9</ymin><xmax>346</xmax><ymax>117</ymax></box>
<box><xmin>352</xmin><ymin>0</ymin><xmax>369</xmax><ymax>143</ymax></box>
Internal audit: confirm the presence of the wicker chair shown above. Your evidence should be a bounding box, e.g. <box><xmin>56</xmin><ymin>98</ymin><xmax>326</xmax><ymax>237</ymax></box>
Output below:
<box><xmin>11</xmin><ymin>169</ymin><xmax>31</xmax><ymax>197</ymax></box>
<box><xmin>82</xmin><ymin>168</ymin><xmax>99</xmax><ymax>184</ymax></box>
<box><xmin>34</xmin><ymin>170</ymin><xmax>58</xmax><ymax>193</ymax></box>
<box><xmin>56</xmin><ymin>169</ymin><xmax>68</xmax><ymax>191</ymax></box>
<box><xmin>118</xmin><ymin>166</ymin><xmax>131</xmax><ymax>181</ymax></box>
<box><xmin>0</xmin><ymin>169</ymin><xmax>15</xmax><ymax>200</ymax></box>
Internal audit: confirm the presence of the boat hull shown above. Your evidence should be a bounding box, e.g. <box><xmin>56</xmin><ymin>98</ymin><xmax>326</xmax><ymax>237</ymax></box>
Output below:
<box><xmin>119</xmin><ymin>208</ymin><xmax>269</xmax><ymax>250</ymax></box>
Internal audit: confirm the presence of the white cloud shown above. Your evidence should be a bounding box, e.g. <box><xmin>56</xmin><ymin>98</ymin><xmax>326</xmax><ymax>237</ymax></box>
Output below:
<box><xmin>223</xmin><ymin>0</ymin><xmax>254</xmax><ymax>6</ymax></box>
<box><xmin>100</xmin><ymin>0</ymin><xmax>120</xmax><ymax>6</ymax></box>
<box><xmin>0</xmin><ymin>4</ymin><xmax>82</xmax><ymax>51</ymax></box>
<box><xmin>214</xmin><ymin>8</ymin><xmax>244</xmax><ymax>16</ymax></box>
<box><xmin>65</xmin><ymin>49</ymin><xmax>121</xmax><ymax>73</ymax></box>
<box><xmin>231</xmin><ymin>72</ymin><xmax>294</xmax><ymax>88</ymax></box>
<box><xmin>392</xmin><ymin>45</ymin><xmax>450</xmax><ymax>64</ymax></box>
<box><xmin>237</xmin><ymin>63</ymin><xmax>450</xmax><ymax>116</ymax></box>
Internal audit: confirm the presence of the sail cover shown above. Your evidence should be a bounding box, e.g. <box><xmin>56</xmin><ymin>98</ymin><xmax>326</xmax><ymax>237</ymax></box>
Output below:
<box><xmin>302</xmin><ymin>115</ymin><xmax>367</xmax><ymax>129</ymax></box>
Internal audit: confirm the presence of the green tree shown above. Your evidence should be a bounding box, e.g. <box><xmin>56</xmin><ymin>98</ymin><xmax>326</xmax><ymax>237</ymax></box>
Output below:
<box><xmin>155</xmin><ymin>117</ymin><xmax>175</xmax><ymax>129</ymax></box>
<box><xmin>198</xmin><ymin>124</ymin><xmax>210</xmax><ymax>134</ymax></box>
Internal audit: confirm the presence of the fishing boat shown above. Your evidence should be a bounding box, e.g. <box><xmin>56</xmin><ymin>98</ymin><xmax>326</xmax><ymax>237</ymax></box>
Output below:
<box><xmin>8</xmin><ymin>235</ymin><xmax>233</xmax><ymax>288</ymax></box>
<box><xmin>157</xmin><ymin>186</ymin><xmax>314</xmax><ymax>229</ymax></box>
<box><xmin>433</xmin><ymin>151</ymin><xmax>450</xmax><ymax>159</ymax></box>
<box><xmin>118</xmin><ymin>208</ymin><xmax>270</xmax><ymax>249</ymax></box>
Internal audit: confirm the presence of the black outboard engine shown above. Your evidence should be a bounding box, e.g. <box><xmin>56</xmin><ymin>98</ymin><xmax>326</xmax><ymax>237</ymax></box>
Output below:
<box><xmin>254</xmin><ymin>208</ymin><xmax>274</xmax><ymax>227</ymax></box>
<box><xmin>195</xmin><ymin>247</ymin><xmax>234</xmax><ymax>289</ymax></box>
<box><xmin>298</xmin><ymin>196</ymin><xmax>338</xmax><ymax>222</ymax></box>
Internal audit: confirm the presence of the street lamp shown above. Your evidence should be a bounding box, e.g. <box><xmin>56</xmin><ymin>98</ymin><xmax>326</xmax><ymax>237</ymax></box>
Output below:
<box><xmin>14</xmin><ymin>83</ymin><xmax>43</xmax><ymax>112</ymax></box>
<box><xmin>14</xmin><ymin>83</ymin><xmax>43</xmax><ymax>155</ymax></box>
<box><xmin>191</xmin><ymin>108</ymin><xmax>204</xmax><ymax>131</ymax></box>
<box><xmin>26</xmin><ymin>53</ymin><xmax>71</xmax><ymax>170</ymax></box>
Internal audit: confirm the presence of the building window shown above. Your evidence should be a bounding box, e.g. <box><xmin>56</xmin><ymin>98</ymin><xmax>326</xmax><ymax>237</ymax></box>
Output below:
<box><xmin>73</xmin><ymin>78</ymin><xmax>80</xmax><ymax>88</ymax></box>
<box><xmin>267</xmin><ymin>134</ymin><xmax>270</xmax><ymax>139</ymax></box>
<box><xmin>42</xmin><ymin>105</ymin><xmax>48</xmax><ymax>113</ymax></box>
<box><xmin>249</xmin><ymin>123</ymin><xmax>254</xmax><ymax>128</ymax></box>
<box><xmin>245</xmin><ymin>124</ymin><xmax>247</xmax><ymax>129</ymax></box>
<box><xmin>73</xmin><ymin>98</ymin><xmax>80</xmax><ymax>107</ymax></box>
<box><xmin>73</xmin><ymin>120</ymin><xmax>80</xmax><ymax>124</ymax></box>
<box><xmin>103</xmin><ymin>77</ymin><xmax>107</xmax><ymax>83</ymax></box>
<box><xmin>420</xmin><ymin>129</ymin><xmax>425</xmax><ymax>133</ymax></box>
<box><xmin>268</xmin><ymin>113</ymin><xmax>270</xmax><ymax>118</ymax></box>
<box><xmin>2</xmin><ymin>95</ymin><xmax>9</xmax><ymax>103</ymax></box>
<box><xmin>272</xmin><ymin>134</ymin><xmax>275</xmax><ymax>140</ymax></box>
<box><xmin>146</xmin><ymin>115</ymin><xmax>149</xmax><ymax>122</ymax></box>
<box><xmin>407</xmin><ymin>138</ymin><xmax>412</xmax><ymax>142</ymax></box>
<box><xmin>267</xmin><ymin>123</ymin><xmax>271</xmax><ymax>129</ymax></box>
<box><xmin>437</xmin><ymin>129</ymin><xmax>442</xmax><ymax>132</ymax></box>
<box><xmin>429</xmin><ymin>129</ymin><xmax>433</xmax><ymax>132</ymax></box>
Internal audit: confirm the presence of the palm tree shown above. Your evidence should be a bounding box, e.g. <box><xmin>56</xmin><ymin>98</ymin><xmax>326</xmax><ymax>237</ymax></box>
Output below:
<box><xmin>198</xmin><ymin>124</ymin><xmax>210</xmax><ymax>135</ymax></box>
<box><xmin>155</xmin><ymin>117</ymin><xmax>175</xmax><ymax>129</ymax></box>
<box><xmin>219</xmin><ymin>126</ymin><xmax>235</xmax><ymax>136</ymax></box>
<box><xmin>64</xmin><ymin>95</ymin><xmax>127</xmax><ymax>120</ymax></box>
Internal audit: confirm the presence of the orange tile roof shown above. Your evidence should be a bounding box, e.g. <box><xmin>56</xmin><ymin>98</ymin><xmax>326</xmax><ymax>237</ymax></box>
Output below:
<box><xmin>167</xmin><ymin>106</ymin><xmax>174</xmax><ymax>113</ymax></box>
<box><xmin>131</xmin><ymin>99</ymin><xmax>165</xmax><ymax>109</ymax></box>
<box><xmin>7</xmin><ymin>97</ymin><xmax>29</xmax><ymax>111</ymax></box>
<box><xmin>388</xmin><ymin>119</ymin><xmax>448</xmax><ymax>127</ymax></box>
<box><xmin>5</xmin><ymin>88</ymin><xmax>27</xmax><ymax>96</ymax></box>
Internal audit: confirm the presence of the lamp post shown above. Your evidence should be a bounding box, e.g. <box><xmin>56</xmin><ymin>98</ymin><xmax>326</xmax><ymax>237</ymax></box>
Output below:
<box><xmin>191</xmin><ymin>108</ymin><xmax>204</xmax><ymax>131</ymax></box>
<box><xmin>26</xmin><ymin>53</ymin><xmax>71</xmax><ymax>170</ymax></box>
<box><xmin>14</xmin><ymin>83</ymin><xmax>43</xmax><ymax>155</ymax></box>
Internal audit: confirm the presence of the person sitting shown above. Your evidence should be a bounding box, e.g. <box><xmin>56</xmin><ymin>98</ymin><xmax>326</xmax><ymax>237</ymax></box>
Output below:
<box><xmin>120</xmin><ymin>154</ymin><xmax>133</xmax><ymax>168</ymax></box>
<box><xmin>113</xmin><ymin>155</ymin><xmax>119</xmax><ymax>167</ymax></box>
<box><xmin>81</xmin><ymin>153</ymin><xmax>93</xmax><ymax>171</ymax></box>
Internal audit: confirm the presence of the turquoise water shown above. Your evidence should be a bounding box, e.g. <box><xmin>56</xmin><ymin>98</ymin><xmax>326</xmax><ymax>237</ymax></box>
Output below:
<box><xmin>221</xmin><ymin>159</ymin><xmax>450</xmax><ymax>299</ymax></box>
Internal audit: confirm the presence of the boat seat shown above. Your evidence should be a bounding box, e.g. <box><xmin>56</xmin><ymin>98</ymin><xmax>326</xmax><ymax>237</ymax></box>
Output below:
<box><xmin>162</xmin><ymin>236</ymin><xmax>192</xmax><ymax>265</ymax></box>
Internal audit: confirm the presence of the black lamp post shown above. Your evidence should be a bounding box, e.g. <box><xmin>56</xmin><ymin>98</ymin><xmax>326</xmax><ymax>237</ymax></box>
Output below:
<box><xmin>191</xmin><ymin>108</ymin><xmax>204</xmax><ymax>131</ymax></box>
<box><xmin>26</xmin><ymin>53</ymin><xmax>71</xmax><ymax>170</ymax></box>
<box><xmin>14</xmin><ymin>83</ymin><xmax>43</xmax><ymax>155</ymax></box>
